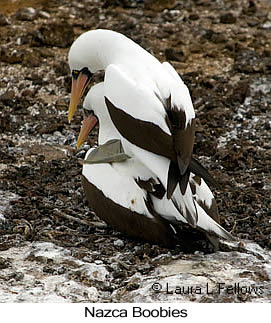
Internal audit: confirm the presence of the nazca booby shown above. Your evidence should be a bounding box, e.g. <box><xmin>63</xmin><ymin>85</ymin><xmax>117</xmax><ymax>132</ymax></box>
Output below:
<box><xmin>68</xmin><ymin>29</ymin><xmax>219</xmax><ymax>228</ymax></box>
<box><xmin>79</xmin><ymin>83</ymin><xmax>233</xmax><ymax>247</ymax></box>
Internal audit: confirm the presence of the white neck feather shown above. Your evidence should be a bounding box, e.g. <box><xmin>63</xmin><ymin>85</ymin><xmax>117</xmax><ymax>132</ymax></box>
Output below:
<box><xmin>83</xmin><ymin>82</ymin><xmax>121</xmax><ymax>145</ymax></box>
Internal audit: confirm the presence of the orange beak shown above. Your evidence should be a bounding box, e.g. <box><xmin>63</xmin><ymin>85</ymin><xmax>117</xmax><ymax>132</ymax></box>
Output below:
<box><xmin>68</xmin><ymin>72</ymin><xmax>91</xmax><ymax>123</ymax></box>
<box><xmin>76</xmin><ymin>113</ymin><xmax>98</xmax><ymax>148</ymax></box>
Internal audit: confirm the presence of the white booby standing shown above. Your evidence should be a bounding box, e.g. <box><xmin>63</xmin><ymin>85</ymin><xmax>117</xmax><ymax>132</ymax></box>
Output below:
<box><xmin>78</xmin><ymin>83</ymin><xmax>233</xmax><ymax>247</ymax></box>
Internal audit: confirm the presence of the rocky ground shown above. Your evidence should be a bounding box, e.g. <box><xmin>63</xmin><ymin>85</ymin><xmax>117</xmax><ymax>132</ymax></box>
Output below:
<box><xmin>0</xmin><ymin>0</ymin><xmax>270</xmax><ymax>302</ymax></box>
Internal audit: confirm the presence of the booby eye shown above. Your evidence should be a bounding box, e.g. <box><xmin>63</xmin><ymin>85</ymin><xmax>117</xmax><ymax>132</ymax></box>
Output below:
<box><xmin>81</xmin><ymin>67</ymin><xmax>93</xmax><ymax>79</ymax></box>
<box><xmin>83</xmin><ymin>108</ymin><xmax>95</xmax><ymax>118</ymax></box>
<box><xmin>72</xmin><ymin>68</ymin><xmax>93</xmax><ymax>81</ymax></box>
<box><xmin>72</xmin><ymin>69</ymin><xmax>79</xmax><ymax>79</ymax></box>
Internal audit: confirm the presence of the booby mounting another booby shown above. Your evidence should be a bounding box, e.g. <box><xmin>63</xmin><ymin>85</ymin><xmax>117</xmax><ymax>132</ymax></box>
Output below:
<box><xmin>67</xmin><ymin>29</ymin><xmax>234</xmax><ymax>247</ymax></box>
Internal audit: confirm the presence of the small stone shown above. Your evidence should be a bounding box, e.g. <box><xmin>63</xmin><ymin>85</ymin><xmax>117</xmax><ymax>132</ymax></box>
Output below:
<box><xmin>211</xmin><ymin>32</ymin><xmax>227</xmax><ymax>44</ymax></box>
<box><xmin>21</xmin><ymin>88</ymin><xmax>35</xmax><ymax>98</ymax></box>
<box><xmin>0</xmin><ymin>89</ymin><xmax>15</xmax><ymax>102</ymax></box>
<box><xmin>165</xmin><ymin>48</ymin><xmax>185</xmax><ymax>62</ymax></box>
<box><xmin>247</xmin><ymin>19</ymin><xmax>259</xmax><ymax>27</ymax></box>
<box><xmin>264</xmin><ymin>120</ymin><xmax>271</xmax><ymax>130</ymax></box>
<box><xmin>94</xmin><ymin>260</ymin><xmax>103</xmax><ymax>265</ymax></box>
<box><xmin>15</xmin><ymin>7</ymin><xmax>37</xmax><ymax>21</ymax></box>
<box><xmin>54</xmin><ymin>61</ymin><xmax>70</xmax><ymax>77</ymax></box>
<box><xmin>0</xmin><ymin>13</ymin><xmax>11</xmax><ymax>26</ymax></box>
<box><xmin>189</xmin><ymin>14</ymin><xmax>199</xmax><ymax>21</ymax></box>
<box><xmin>225</xmin><ymin>41</ymin><xmax>235</xmax><ymax>52</ymax></box>
<box><xmin>144</xmin><ymin>0</ymin><xmax>176</xmax><ymax>11</ymax></box>
<box><xmin>15</xmin><ymin>272</ymin><xmax>24</xmax><ymax>281</ymax></box>
<box><xmin>29</xmin><ymin>71</ymin><xmax>40</xmax><ymax>81</ymax></box>
<box><xmin>43</xmin><ymin>266</ymin><xmax>55</xmax><ymax>274</ymax></box>
<box><xmin>0</xmin><ymin>257</ymin><xmax>10</xmax><ymax>269</ymax></box>
<box><xmin>262</xmin><ymin>21</ymin><xmax>271</xmax><ymax>29</ymax></box>
<box><xmin>190</xmin><ymin>43</ymin><xmax>202</xmax><ymax>53</ymax></box>
<box><xmin>203</xmin><ymin>29</ymin><xmax>226</xmax><ymax>44</ymax></box>
<box><xmin>22</xmin><ymin>49</ymin><xmax>40</xmax><ymax>68</ymax></box>
<box><xmin>57</xmin><ymin>266</ymin><xmax>66</xmax><ymax>275</ymax></box>
<box><xmin>37</xmin><ymin>48</ymin><xmax>55</xmax><ymax>58</ymax></box>
<box><xmin>38</xmin><ymin>10</ymin><xmax>51</xmax><ymax>19</ymax></box>
<box><xmin>242</xmin><ymin>0</ymin><xmax>257</xmax><ymax>16</ymax></box>
<box><xmin>114</xmin><ymin>239</ymin><xmax>125</xmax><ymax>248</ymax></box>
<box><xmin>220</xmin><ymin>13</ymin><xmax>236</xmax><ymax>24</ymax></box>
<box><xmin>251</xmin><ymin>182</ymin><xmax>263</xmax><ymax>189</ymax></box>
<box><xmin>0</xmin><ymin>47</ymin><xmax>24</xmax><ymax>64</ymax></box>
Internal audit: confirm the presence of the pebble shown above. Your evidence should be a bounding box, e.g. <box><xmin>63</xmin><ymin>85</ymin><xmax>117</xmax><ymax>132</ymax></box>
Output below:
<box><xmin>220</xmin><ymin>12</ymin><xmax>236</xmax><ymax>24</ymax></box>
<box><xmin>14</xmin><ymin>272</ymin><xmax>25</xmax><ymax>281</ymax></box>
<box><xmin>264</xmin><ymin>120</ymin><xmax>271</xmax><ymax>130</ymax></box>
<box><xmin>144</xmin><ymin>0</ymin><xmax>176</xmax><ymax>11</ymax></box>
<box><xmin>21</xmin><ymin>88</ymin><xmax>35</xmax><ymax>98</ymax></box>
<box><xmin>262</xmin><ymin>21</ymin><xmax>271</xmax><ymax>29</ymax></box>
<box><xmin>113</xmin><ymin>239</ymin><xmax>125</xmax><ymax>248</ymax></box>
<box><xmin>0</xmin><ymin>13</ymin><xmax>10</xmax><ymax>26</ymax></box>
<box><xmin>22</xmin><ymin>49</ymin><xmax>40</xmax><ymax>68</ymax></box>
<box><xmin>94</xmin><ymin>260</ymin><xmax>103</xmax><ymax>265</ymax></box>
<box><xmin>0</xmin><ymin>89</ymin><xmax>15</xmax><ymax>102</ymax></box>
<box><xmin>190</xmin><ymin>43</ymin><xmax>202</xmax><ymax>53</ymax></box>
<box><xmin>0</xmin><ymin>257</ymin><xmax>10</xmax><ymax>269</ymax></box>
<box><xmin>57</xmin><ymin>266</ymin><xmax>66</xmax><ymax>275</ymax></box>
<box><xmin>189</xmin><ymin>13</ymin><xmax>199</xmax><ymax>21</ymax></box>
<box><xmin>164</xmin><ymin>48</ymin><xmax>185</xmax><ymax>62</ymax></box>
<box><xmin>15</xmin><ymin>7</ymin><xmax>37</xmax><ymax>21</ymax></box>
<box><xmin>38</xmin><ymin>11</ymin><xmax>51</xmax><ymax>19</ymax></box>
<box><xmin>0</xmin><ymin>47</ymin><xmax>24</xmax><ymax>64</ymax></box>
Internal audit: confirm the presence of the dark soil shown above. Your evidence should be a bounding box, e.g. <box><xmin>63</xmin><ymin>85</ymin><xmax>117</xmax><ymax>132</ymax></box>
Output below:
<box><xmin>0</xmin><ymin>0</ymin><xmax>270</xmax><ymax>287</ymax></box>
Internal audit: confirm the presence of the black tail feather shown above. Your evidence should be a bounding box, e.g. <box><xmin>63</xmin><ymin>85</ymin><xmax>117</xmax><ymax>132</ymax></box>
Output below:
<box><xmin>167</xmin><ymin>161</ymin><xmax>179</xmax><ymax>199</ymax></box>
<box><xmin>167</xmin><ymin>158</ymin><xmax>220</xmax><ymax>199</ymax></box>
<box><xmin>189</xmin><ymin>158</ymin><xmax>221</xmax><ymax>189</ymax></box>
<box><xmin>167</xmin><ymin>161</ymin><xmax>190</xmax><ymax>198</ymax></box>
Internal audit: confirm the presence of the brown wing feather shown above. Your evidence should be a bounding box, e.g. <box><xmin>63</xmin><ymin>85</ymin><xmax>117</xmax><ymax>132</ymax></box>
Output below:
<box><xmin>164</xmin><ymin>95</ymin><xmax>196</xmax><ymax>176</ymax></box>
<box><xmin>167</xmin><ymin>161</ymin><xmax>179</xmax><ymax>199</ymax></box>
<box><xmin>135</xmin><ymin>177</ymin><xmax>166</xmax><ymax>200</ymax></box>
<box><xmin>105</xmin><ymin>97</ymin><xmax>175</xmax><ymax>160</ymax></box>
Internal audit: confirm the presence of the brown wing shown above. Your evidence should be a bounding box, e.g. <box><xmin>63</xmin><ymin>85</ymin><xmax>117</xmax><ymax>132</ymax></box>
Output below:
<box><xmin>164</xmin><ymin>95</ymin><xmax>196</xmax><ymax>195</ymax></box>
<box><xmin>105</xmin><ymin>97</ymin><xmax>175</xmax><ymax>160</ymax></box>
<box><xmin>105</xmin><ymin>96</ymin><xmax>199</xmax><ymax>197</ymax></box>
